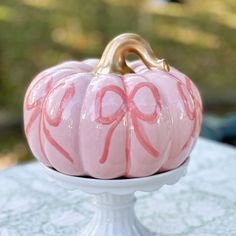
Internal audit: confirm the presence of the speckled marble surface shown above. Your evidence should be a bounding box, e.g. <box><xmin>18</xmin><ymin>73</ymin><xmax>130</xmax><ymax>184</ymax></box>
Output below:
<box><xmin>0</xmin><ymin>137</ymin><xmax>236</xmax><ymax>236</ymax></box>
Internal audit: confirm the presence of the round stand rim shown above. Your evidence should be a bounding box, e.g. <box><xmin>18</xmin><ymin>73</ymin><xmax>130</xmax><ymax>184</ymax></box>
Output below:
<box><xmin>42</xmin><ymin>158</ymin><xmax>189</xmax><ymax>195</ymax></box>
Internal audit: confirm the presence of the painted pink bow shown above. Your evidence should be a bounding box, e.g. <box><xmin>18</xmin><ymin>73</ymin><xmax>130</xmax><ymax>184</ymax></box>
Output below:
<box><xmin>170</xmin><ymin>73</ymin><xmax>202</xmax><ymax>149</ymax></box>
<box><xmin>95</xmin><ymin>82</ymin><xmax>162</xmax><ymax>164</ymax></box>
<box><xmin>25</xmin><ymin>77</ymin><xmax>75</xmax><ymax>163</ymax></box>
<box><xmin>25</xmin><ymin>75</ymin><xmax>53</xmax><ymax>162</ymax></box>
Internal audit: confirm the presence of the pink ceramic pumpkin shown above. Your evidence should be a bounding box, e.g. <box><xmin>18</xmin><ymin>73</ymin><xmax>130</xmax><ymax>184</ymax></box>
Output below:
<box><xmin>24</xmin><ymin>33</ymin><xmax>202</xmax><ymax>179</ymax></box>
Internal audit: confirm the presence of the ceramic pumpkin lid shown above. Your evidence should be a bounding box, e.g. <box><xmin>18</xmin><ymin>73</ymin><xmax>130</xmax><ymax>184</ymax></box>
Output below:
<box><xmin>24</xmin><ymin>33</ymin><xmax>202</xmax><ymax>179</ymax></box>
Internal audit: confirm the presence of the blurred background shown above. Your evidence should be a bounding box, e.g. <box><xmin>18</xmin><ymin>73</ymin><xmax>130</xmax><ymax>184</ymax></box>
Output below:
<box><xmin>0</xmin><ymin>0</ymin><xmax>235</xmax><ymax>169</ymax></box>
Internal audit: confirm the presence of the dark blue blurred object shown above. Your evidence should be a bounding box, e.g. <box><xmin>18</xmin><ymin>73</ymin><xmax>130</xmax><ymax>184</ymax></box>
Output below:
<box><xmin>201</xmin><ymin>114</ymin><xmax>236</xmax><ymax>143</ymax></box>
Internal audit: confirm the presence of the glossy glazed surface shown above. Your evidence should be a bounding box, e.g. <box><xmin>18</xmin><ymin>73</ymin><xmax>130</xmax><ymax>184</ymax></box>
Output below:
<box><xmin>24</xmin><ymin>59</ymin><xmax>202</xmax><ymax>179</ymax></box>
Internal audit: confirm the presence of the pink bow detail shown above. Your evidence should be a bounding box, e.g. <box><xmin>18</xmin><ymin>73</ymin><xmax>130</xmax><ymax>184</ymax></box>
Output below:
<box><xmin>25</xmin><ymin>77</ymin><xmax>75</xmax><ymax>163</ymax></box>
<box><xmin>170</xmin><ymin>73</ymin><xmax>202</xmax><ymax>149</ymax></box>
<box><xmin>95</xmin><ymin>82</ymin><xmax>162</xmax><ymax>164</ymax></box>
<box><xmin>25</xmin><ymin>75</ymin><xmax>53</xmax><ymax>162</ymax></box>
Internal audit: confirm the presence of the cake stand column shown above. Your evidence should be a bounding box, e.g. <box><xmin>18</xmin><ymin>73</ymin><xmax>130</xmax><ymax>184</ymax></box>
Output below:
<box><xmin>80</xmin><ymin>193</ymin><xmax>153</xmax><ymax>236</ymax></box>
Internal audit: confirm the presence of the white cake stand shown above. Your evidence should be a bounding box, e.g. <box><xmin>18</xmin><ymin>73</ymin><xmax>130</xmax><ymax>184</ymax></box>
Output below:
<box><xmin>43</xmin><ymin>158</ymin><xmax>189</xmax><ymax>236</ymax></box>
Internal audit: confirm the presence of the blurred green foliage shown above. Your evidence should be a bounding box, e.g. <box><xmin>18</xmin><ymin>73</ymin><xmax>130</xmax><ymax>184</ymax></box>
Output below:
<box><xmin>0</xmin><ymin>0</ymin><xmax>235</xmax><ymax>167</ymax></box>
<box><xmin>0</xmin><ymin>0</ymin><xmax>236</xmax><ymax>112</ymax></box>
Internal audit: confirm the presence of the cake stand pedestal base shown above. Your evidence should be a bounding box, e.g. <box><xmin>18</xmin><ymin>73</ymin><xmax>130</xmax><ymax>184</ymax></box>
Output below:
<box><xmin>43</xmin><ymin>159</ymin><xmax>189</xmax><ymax>236</ymax></box>
<box><xmin>81</xmin><ymin>193</ymin><xmax>151</xmax><ymax>236</ymax></box>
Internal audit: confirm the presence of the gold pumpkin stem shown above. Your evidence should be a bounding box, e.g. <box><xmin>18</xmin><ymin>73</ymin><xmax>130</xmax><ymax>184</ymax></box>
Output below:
<box><xmin>93</xmin><ymin>33</ymin><xmax>170</xmax><ymax>75</ymax></box>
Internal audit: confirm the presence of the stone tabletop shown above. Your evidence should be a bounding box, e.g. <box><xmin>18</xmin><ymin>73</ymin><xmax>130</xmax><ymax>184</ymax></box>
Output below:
<box><xmin>0</xmin><ymin>137</ymin><xmax>236</xmax><ymax>236</ymax></box>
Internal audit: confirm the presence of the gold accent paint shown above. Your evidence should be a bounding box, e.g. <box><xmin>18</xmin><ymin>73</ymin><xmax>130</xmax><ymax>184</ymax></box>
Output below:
<box><xmin>94</xmin><ymin>33</ymin><xmax>170</xmax><ymax>75</ymax></box>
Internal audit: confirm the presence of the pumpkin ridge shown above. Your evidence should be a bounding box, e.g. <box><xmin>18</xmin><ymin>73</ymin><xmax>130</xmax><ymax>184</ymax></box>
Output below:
<box><xmin>120</xmin><ymin>75</ymin><xmax>131</xmax><ymax>176</ymax></box>
<box><xmin>77</xmin><ymin>73</ymin><xmax>94</xmax><ymax>174</ymax></box>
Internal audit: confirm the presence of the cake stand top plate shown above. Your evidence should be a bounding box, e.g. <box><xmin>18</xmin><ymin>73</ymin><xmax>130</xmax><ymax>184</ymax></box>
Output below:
<box><xmin>42</xmin><ymin>158</ymin><xmax>189</xmax><ymax>195</ymax></box>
